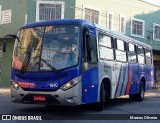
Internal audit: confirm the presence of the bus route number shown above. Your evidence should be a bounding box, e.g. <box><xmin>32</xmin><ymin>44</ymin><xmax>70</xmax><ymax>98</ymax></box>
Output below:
<box><xmin>53</xmin><ymin>27</ymin><xmax>66</xmax><ymax>34</ymax></box>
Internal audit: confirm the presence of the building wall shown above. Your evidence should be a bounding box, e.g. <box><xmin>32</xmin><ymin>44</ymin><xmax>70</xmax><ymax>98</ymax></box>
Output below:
<box><xmin>0</xmin><ymin>39</ymin><xmax>14</xmax><ymax>87</ymax></box>
<box><xmin>0</xmin><ymin>0</ymin><xmax>76</xmax><ymax>37</ymax></box>
<box><xmin>0</xmin><ymin>0</ymin><xmax>27</xmax><ymax>87</ymax></box>
<box><xmin>75</xmin><ymin>0</ymin><xmax>160</xmax><ymax>50</ymax></box>
<box><xmin>0</xmin><ymin>0</ymin><xmax>27</xmax><ymax>38</ymax></box>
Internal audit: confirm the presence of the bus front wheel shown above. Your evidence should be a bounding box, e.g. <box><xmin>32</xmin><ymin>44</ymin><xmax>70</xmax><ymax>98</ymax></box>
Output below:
<box><xmin>95</xmin><ymin>82</ymin><xmax>105</xmax><ymax>111</ymax></box>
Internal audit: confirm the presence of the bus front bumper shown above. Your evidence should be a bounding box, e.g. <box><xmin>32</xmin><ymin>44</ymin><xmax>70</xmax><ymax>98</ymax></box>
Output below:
<box><xmin>11</xmin><ymin>82</ymin><xmax>82</xmax><ymax>106</ymax></box>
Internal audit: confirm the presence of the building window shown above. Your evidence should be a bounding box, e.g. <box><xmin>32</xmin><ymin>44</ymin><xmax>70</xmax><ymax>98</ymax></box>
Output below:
<box><xmin>119</xmin><ymin>15</ymin><xmax>126</xmax><ymax>34</ymax></box>
<box><xmin>131</xmin><ymin>18</ymin><xmax>145</xmax><ymax>38</ymax></box>
<box><xmin>153</xmin><ymin>23</ymin><xmax>160</xmax><ymax>41</ymax></box>
<box><xmin>36</xmin><ymin>1</ymin><xmax>65</xmax><ymax>21</ymax></box>
<box><xmin>107</xmin><ymin>12</ymin><xmax>114</xmax><ymax>30</ymax></box>
<box><xmin>84</xmin><ymin>8</ymin><xmax>99</xmax><ymax>24</ymax></box>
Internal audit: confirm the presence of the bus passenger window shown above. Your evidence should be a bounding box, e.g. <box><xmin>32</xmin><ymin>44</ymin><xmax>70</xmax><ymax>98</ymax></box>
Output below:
<box><xmin>117</xmin><ymin>39</ymin><xmax>124</xmax><ymax>51</ymax></box>
<box><xmin>137</xmin><ymin>46</ymin><xmax>145</xmax><ymax>64</ymax></box>
<box><xmin>98</xmin><ymin>33</ymin><xmax>114</xmax><ymax>60</ymax></box>
<box><xmin>99</xmin><ymin>47</ymin><xmax>114</xmax><ymax>60</ymax></box>
<box><xmin>99</xmin><ymin>34</ymin><xmax>112</xmax><ymax>48</ymax></box>
<box><xmin>128</xmin><ymin>43</ymin><xmax>137</xmax><ymax>63</ymax></box>
<box><xmin>115</xmin><ymin>39</ymin><xmax>127</xmax><ymax>62</ymax></box>
<box><xmin>145</xmin><ymin>49</ymin><xmax>152</xmax><ymax>65</ymax></box>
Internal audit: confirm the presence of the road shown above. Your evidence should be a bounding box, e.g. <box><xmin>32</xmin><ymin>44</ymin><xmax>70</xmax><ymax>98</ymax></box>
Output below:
<box><xmin>0</xmin><ymin>89</ymin><xmax>160</xmax><ymax>122</ymax></box>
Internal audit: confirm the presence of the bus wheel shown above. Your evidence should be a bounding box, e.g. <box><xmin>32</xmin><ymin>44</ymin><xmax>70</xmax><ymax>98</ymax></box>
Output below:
<box><xmin>95</xmin><ymin>82</ymin><xmax>105</xmax><ymax>111</ymax></box>
<box><xmin>129</xmin><ymin>82</ymin><xmax>145</xmax><ymax>101</ymax></box>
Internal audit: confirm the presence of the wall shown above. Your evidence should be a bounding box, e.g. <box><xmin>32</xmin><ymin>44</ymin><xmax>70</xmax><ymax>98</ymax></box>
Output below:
<box><xmin>0</xmin><ymin>0</ymin><xmax>27</xmax><ymax>87</ymax></box>
<box><xmin>0</xmin><ymin>39</ymin><xmax>14</xmax><ymax>87</ymax></box>
<box><xmin>0</xmin><ymin>0</ymin><xmax>27</xmax><ymax>38</ymax></box>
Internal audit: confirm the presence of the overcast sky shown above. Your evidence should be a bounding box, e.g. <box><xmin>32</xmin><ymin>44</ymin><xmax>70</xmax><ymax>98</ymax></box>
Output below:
<box><xmin>142</xmin><ymin>0</ymin><xmax>160</xmax><ymax>6</ymax></box>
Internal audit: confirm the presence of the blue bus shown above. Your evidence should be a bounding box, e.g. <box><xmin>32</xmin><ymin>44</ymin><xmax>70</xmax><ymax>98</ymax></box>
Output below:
<box><xmin>4</xmin><ymin>19</ymin><xmax>154</xmax><ymax>110</ymax></box>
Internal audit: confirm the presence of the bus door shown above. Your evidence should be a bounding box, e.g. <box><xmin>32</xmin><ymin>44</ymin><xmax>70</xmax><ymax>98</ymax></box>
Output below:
<box><xmin>114</xmin><ymin>39</ymin><xmax>128</xmax><ymax>97</ymax></box>
<box><xmin>126</xmin><ymin>44</ymin><xmax>139</xmax><ymax>95</ymax></box>
<box><xmin>81</xmin><ymin>26</ymin><xmax>99</xmax><ymax>104</ymax></box>
<box><xmin>137</xmin><ymin>46</ymin><xmax>146</xmax><ymax>93</ymax></box>
<box><xmin>144</xmin><ymin>49</ymin><xmax>154</xmax><ymax>89</ymax></box>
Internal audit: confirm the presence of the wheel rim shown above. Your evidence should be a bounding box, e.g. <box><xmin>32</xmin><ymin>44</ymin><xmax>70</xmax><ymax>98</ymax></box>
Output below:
<box><xmin>141</xmin><ymin>84</ymin><xmax>144</xmax><ymax>98</ymax></box>
<box><xmin>103</xmin><ymin>89</ymin><xmax>106</xmax><ymax>102</ymax></box>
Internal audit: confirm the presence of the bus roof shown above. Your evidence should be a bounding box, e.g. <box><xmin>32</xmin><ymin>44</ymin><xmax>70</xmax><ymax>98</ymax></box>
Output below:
<box><xmin>21</xmin><ymin>19</ymin><xmax>152</xmax><ymax>49</ymax></box>
<box><xmin>21</xmin><ymin>19</ymin><xmax>93</xmax><ymax>29</ymax></box>
<box><xmin>94</xmin><ymin>23</ymin><xmax>152</xmax><ymax>49</ymax></box>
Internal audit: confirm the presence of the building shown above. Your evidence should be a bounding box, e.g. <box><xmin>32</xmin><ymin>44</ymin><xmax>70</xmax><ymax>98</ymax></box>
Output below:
<box><xmin>0</xmin><ymin>0</ymin><xmax>160</xmax><ymax>87</ymax></box>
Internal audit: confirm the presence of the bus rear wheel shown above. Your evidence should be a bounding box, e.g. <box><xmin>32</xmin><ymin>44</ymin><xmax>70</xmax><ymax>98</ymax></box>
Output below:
<box><xmin>129</xmin><ymin>82</ymin><xmax>145</xmax><ymax>101</ymax></box>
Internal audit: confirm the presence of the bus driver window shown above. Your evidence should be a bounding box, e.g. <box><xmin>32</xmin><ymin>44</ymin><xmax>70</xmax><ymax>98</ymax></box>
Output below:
<box><xmin>83</xmin><ymin>31</ymin><xmax>97</xmax><ymax>63</ymax></box>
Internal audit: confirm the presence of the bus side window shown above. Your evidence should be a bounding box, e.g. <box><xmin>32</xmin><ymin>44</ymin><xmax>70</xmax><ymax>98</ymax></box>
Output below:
<box><xmin>128</xmin><ymin>43</ymin><xmax>137</xmax><ymax>63</ymax></box>
<box><xmin>115</xmin><ymin>39</ymin><xmax>127</xmax><ymax>62</ymax></box>
<box><xmin>145</xmin><ymin>49</ymin><xmax>152</xmax><ymax>65</ymax></box>
<box><xmin>88</xmin><ymin>35</ymin><xmax>98</xmax><ymax>62</ymax></box>
<box><xmin>137</xmin><ymin>46</ymin><xmax>145</xmax><ymax>64</ymax></box>
<box><xmin>98</xmin><ymin>33</ymin><xmax>114</xmax><ymax>60</ymax></box>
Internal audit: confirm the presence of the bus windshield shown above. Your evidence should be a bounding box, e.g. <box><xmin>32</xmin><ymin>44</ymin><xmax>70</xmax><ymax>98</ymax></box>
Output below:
<box><xmin>12</xmin><ymin>25</ymin><xmax>80</xmax><ymax>71</ymax></box>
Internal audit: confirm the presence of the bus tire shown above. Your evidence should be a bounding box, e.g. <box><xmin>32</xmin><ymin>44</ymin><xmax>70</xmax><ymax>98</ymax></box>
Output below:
<box><xmin>95</xmin><ymin>82</ymin><xmax>105</xmax><ymax>111</ymax></box>
<box><xmin>129</xmin><ymin>82</ymin><xmax>145</xmax><ymax>101</ymax></box>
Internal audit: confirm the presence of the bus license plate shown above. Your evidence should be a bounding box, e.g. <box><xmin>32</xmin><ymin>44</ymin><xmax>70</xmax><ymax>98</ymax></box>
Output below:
<box><xmin>33</xmin><ymin>95</ymin><xmax>46</xmax><ymax>102</ymax></box>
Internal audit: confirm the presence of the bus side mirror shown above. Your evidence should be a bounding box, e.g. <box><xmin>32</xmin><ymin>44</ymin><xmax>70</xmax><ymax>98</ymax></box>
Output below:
<box><xmin>3</xmin><ymin>34</ymin><xmax>20</xmax><ymax>52</ymax></box>
<box><xmin>3</xmin><ymin>41</ymin><xmax>6</xmax><ymax>52</ymax></box>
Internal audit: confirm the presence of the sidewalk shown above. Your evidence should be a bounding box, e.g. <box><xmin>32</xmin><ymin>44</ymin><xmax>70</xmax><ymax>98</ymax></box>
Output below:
<box><xmin>145</xmin><ymin>88</ymin><xmax>160</xmax><ymax>97</ymax></box>
<box><xmin>0</xmin><ymin>88</ymin><xmax>10</xmax><ymax>95</ymax></box>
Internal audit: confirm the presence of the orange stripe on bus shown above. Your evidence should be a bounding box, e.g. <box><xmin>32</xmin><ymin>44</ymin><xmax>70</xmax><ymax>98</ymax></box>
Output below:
<box><xmin>126</xmin><ymin>66</ymin><xmax>132</xmax><ymax>95</ymax></box>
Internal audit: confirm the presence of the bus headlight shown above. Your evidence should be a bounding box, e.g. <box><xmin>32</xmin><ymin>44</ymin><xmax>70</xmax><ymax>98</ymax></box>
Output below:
<box><xmin>11</xmin><ymin>81</ymin><xmax>20</xmax><ymax>90</ymax></box>
<box><xmin>60</xmin><ymin>76</ymin><xmax>81</xmax><ymax>91</ymax></box>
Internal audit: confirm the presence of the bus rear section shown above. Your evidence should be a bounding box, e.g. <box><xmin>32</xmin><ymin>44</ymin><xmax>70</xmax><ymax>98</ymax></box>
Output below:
<box><xmin>97</xmin><ymin>27</ymin><xmax>154</xmax><ymax>105</ymax></box>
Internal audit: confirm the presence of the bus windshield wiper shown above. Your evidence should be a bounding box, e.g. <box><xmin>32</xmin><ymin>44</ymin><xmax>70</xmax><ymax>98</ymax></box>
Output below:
<box><xmin>41</xmin><ymin>58</ymin><xmax>58</xmax><ymax>73</ymax></box>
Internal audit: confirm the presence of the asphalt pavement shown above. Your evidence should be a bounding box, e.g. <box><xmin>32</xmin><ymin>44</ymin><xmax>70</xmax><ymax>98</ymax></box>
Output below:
<box><xmin>0</xmin><ymin>87</ymin><xmax>160</xmax><ymax>122</ymax></box>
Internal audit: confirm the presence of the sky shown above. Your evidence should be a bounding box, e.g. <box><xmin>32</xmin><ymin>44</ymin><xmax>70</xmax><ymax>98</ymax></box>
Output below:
<box><xmin>142</xmin><ymin>0</ymin><xmax>160</xmax><ymax>6</ymax></box>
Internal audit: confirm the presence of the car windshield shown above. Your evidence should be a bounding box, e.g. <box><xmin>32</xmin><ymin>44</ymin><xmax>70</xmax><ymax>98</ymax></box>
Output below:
<box><xmin>12</xmin><ymin>25</ymin><xmax>80</xmax><ymax>71</ymax></box>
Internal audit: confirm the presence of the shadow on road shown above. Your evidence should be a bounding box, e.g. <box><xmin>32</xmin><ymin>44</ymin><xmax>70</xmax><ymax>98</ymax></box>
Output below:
<box><xmin>17</xmin><ymin>97</ymin><xmax>134</xmax><ymax>114</ymax></box>
<box><xmin>4</xmin><ymin>89</ymin><xmax>159</xmax><ymax>115</ymax></box>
